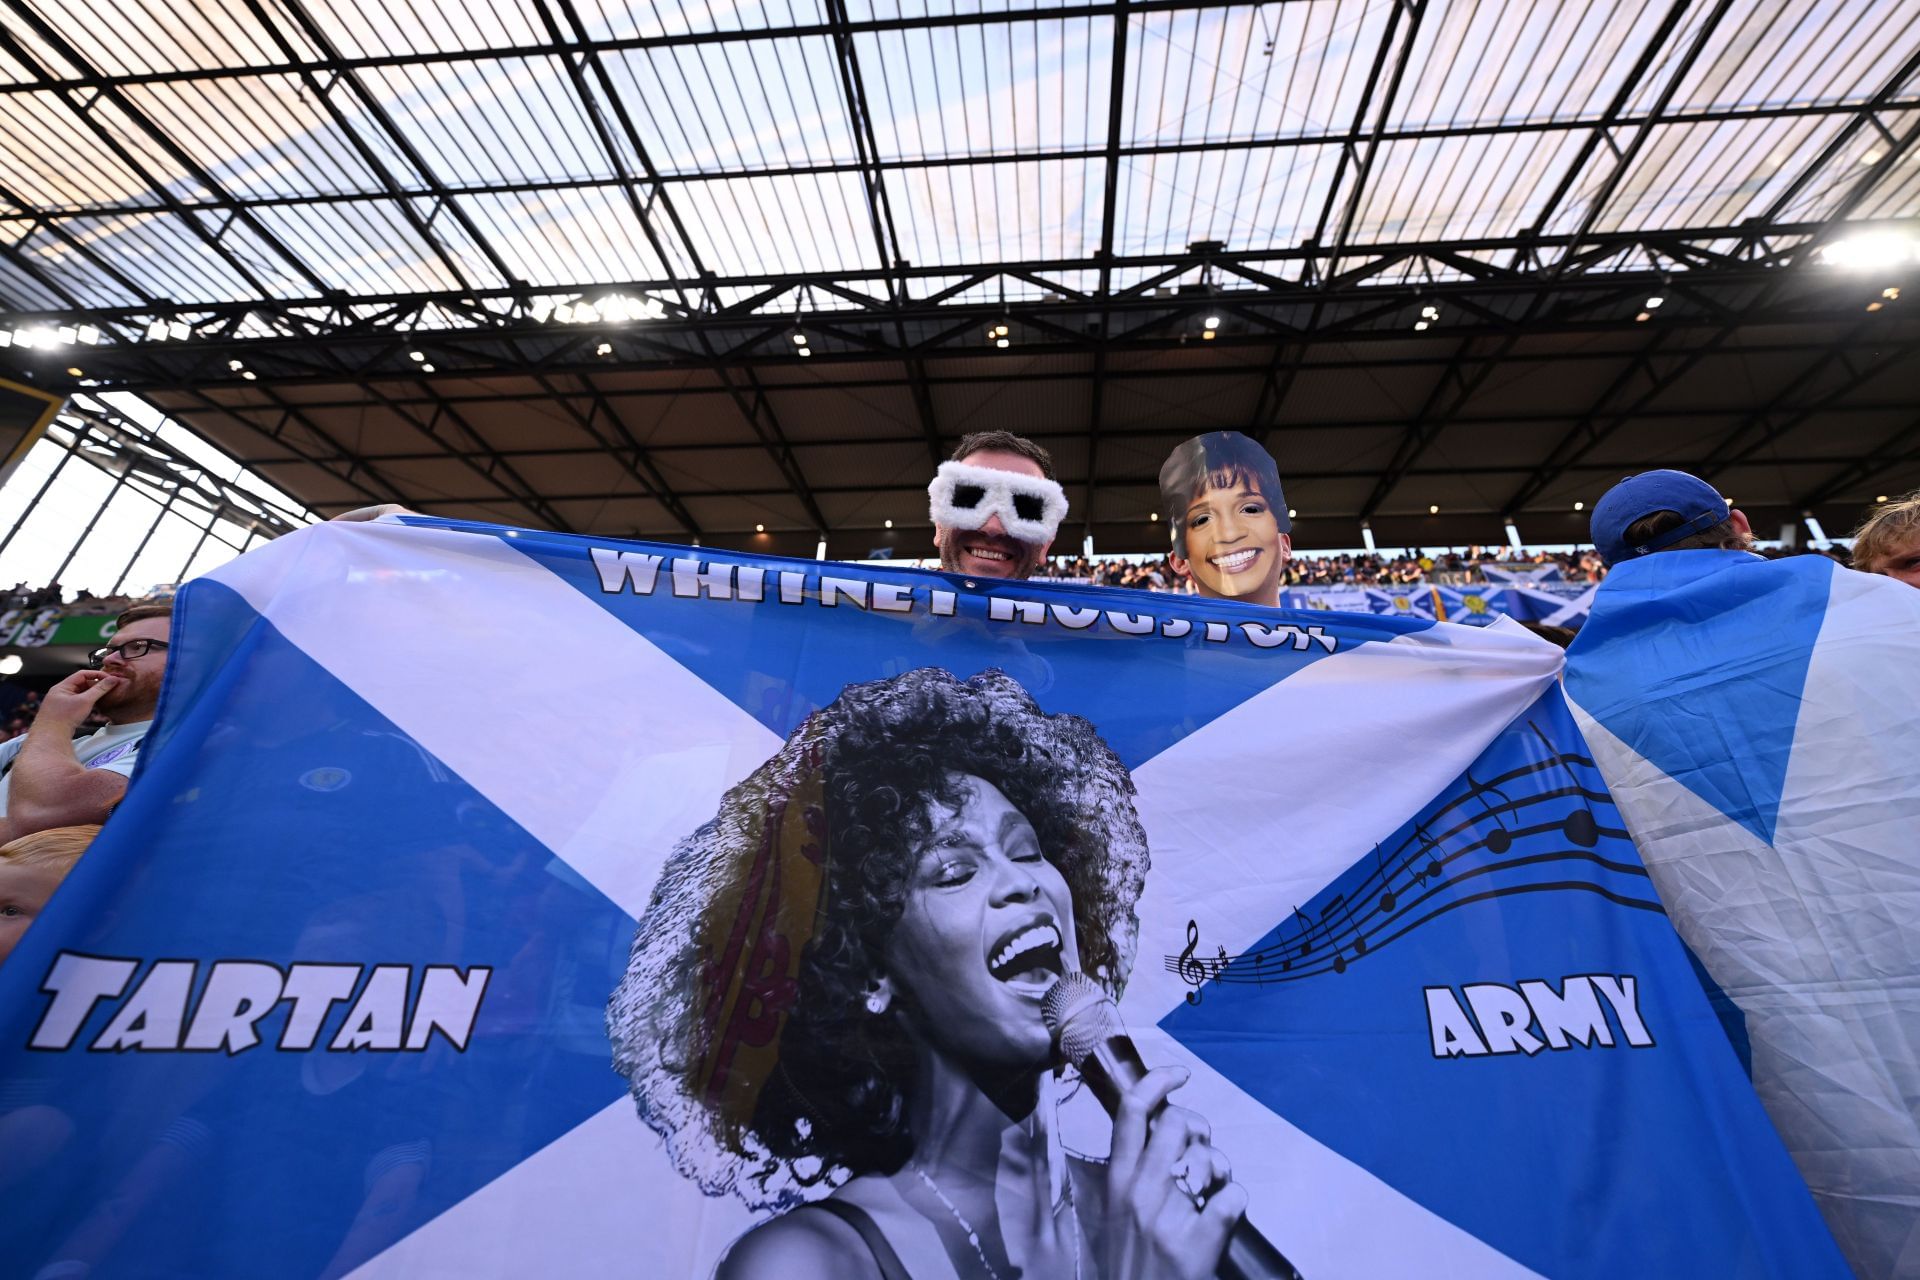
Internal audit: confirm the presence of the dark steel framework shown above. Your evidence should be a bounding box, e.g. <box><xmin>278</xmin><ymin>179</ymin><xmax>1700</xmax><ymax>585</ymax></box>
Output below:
<box><xmin>0</xmin><ymin>0</ymin><xmax>1914</xmax><ymax>545</ymax></box>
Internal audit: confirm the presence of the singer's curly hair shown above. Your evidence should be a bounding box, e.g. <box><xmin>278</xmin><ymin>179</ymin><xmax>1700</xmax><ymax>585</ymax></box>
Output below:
<box><xmin>610</xmin><ymin>668</ymin><xmax>1149</xmax><ymax>1209</ymax></box>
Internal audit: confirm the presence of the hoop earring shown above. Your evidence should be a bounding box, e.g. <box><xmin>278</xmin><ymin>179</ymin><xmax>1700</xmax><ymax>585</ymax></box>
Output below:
<box><xmin>865</xmin><ymin>990</ymin><xmax>890</xmax><ymax>1015</ymax></box>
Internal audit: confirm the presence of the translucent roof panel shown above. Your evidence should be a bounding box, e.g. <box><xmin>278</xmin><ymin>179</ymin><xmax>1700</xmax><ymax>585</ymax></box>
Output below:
<box><xmin>11</xmin><ymin>0</ymin><xmax>309</xmax><ymax>78</ymax></box>
<box><xmin>1844</xmin><ymin>112</ymin><xmax>1920</xmax><ymax>221</ymax></box>
<box><xmin>856</xmin><ymin>19</ymin><xmax>1111</xmax><ymax>162</ymax></box>
<box><xmin>602</xmin><ymin>39</ymin><xmax>862</xmax><ymax>174</ymax></box>
<box><xmin>245</xmin><ymin>198</ymin><xmax>509</xmax><ymax>295</ymax></box>
<box><xmin>454</xmin><ymin>187</ymin><xmax>680</xmax><ymax>286</ymax></box>
<box><xmin>1562</xmin><ymin>112</ymin><xmax>1858</xmax><ymax>234</ymax></box>
<box><xmin>1350</xmin><ymin>129</ymin><xmax>1592</xmax><ymax>244</ymax></box>
<box><xmin>1385</xmin><ymin>0</ymin><xmax>1674</xmax><ymax>129</ymax></box>
<box><xmin>348</xmin><ymin>58</ymin><xmax>635</xmax><ymax>188</ymax></box>
<box><xmin>0</xmin><ymin>0</ymin><xmax>1908</xmax><ymax>327</ymax></box>
<box><xmin>579</xmin><ymin>0</ymin><xmax>830</xmax><ymax>41</ymax></box>
<box><xmin>49</xmin><ymin>211</ymin><xmax>314</xmax><ymax>302</ymax></box>
<box><xmin>118</xmin><ymin>77</ymin><xmax>394</xmax><ymax>202</ymax></box>
<box><xmin>0</xmin><ymin>92</ymin><xmax>211</xmax><ymax>211</ymax></box>
<box><xmin>884</xmin><ymin>158</ymin><xmax>1102</xmax><ymax>266</ymax></box>
<box><xmin>1637</xmin><ymin>0</ymin><xmax>1919</xmax><ymax>114</ymax></box>
<box><xmin>290</xmin><ymin>0</ymin><xmax>549</xmax><ymax>58</ymax></box>
<box><xmin>1124</xmin><ymin>1</ymin><xmax>1392</xmax><ymax>146</ymax></box>
<box><xmin>673</xmin><ymin>172</ymin><xmax>883</xmax><ymax>276</ymax></box>
<box><xmin>1116</xmin><ymin>143</ymin><xmax>1344</xmax><ymax>256</ymax></box>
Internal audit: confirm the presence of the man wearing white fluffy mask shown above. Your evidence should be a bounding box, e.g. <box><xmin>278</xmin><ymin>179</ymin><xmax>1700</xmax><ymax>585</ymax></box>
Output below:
<box><xmin>927</xmin><ymin>431</ymin><xmax>1068</xmax><ymax>581</ymax></box>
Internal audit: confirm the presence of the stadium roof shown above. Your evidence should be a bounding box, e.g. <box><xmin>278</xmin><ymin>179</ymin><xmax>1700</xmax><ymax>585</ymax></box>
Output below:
<box><xmin>0</xmin><ymin>0</ymin><xmax>1916</xmax><ymax>554</ymax></box>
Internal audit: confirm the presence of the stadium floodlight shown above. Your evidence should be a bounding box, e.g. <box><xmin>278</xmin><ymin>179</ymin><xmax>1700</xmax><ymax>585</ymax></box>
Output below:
<box><xmin>146</xmin><ymin>320</ymin><xmax>169</xmax><ymax>341</ymax></box>
<box><xmin>0</xmin><ymin>654</ymin><xmax>22</xmax><ymax>675</ymax></box>
<box><xmin>1819</xmin><ymin>231</ymin><xmax>1920</xmax><ymax>270</ymax></box>
<box><xmin>76</xmin><ymin>325</ymin><xmax>100</xmax><ymax>345</ymax></box>
<box><xmin>168</xmin><ymin>320</ymin><xmax>190</xmax><ymax>341</ymax></box>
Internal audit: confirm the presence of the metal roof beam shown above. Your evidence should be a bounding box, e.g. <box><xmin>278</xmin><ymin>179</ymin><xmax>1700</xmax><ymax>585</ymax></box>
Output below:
<box><xmin>1082</xmin><ymin>0</ymin><xmax>1133</xmax><ymax>538</ymax></box>
<box><xmin>1544</xmin><ymin>0</ymin><xmax>1737</xmax><ymax>273</ymax></box>
<box><xmin>0</xmin><ymin>223</ymin><xmax>1864</xmax><ymax>323</ymax></box>
<box><xmin>1696</xmin><ymin>327</ymin><xmax>1919</xmax><ymax>479</ymax></box>
<box><xmin>242</xmin><ymin>0</ymin><xmax>515</xmax><ymax>290</ymax></box>
<box><xmin>529</xmin><ymin>370</ymin><xmax>703</xmax><ymax>537</ymax></box>
<box><xmin>822</xmin><ymin>0</ymin><xmax>944</xmax><ymax>469</ymax></box>
<box><xmin>533</xmin><ymin>0</ymin><xmax>829</xmax><ymax>532</ymax></box>
<box><xmin>0</xmin><ymin>100</ymin><xmax>1897</xmax><ymax>211</ymax></box>
<box><xmin>1797</xmin><ymin>414</ymin><xmax>1920</xmax><ymax>509</ymax></box>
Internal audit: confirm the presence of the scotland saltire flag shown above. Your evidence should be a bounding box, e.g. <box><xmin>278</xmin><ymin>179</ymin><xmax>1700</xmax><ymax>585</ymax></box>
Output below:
<box><xmin>1565</xmin><ymin>550</ymin><xmax>1920</xmax><ymax>1276</ymax></box>
<box><xmin>0</xmin><ymin>520</ymin><xmax>1842</xmax><ymax>1279</ymax></box>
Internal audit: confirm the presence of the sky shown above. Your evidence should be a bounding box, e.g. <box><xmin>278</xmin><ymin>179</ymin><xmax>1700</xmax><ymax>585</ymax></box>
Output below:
<box><xmin>0</xmin><ymin>392</ymin><xmax>314</xmax><ymax>601</ymax></box>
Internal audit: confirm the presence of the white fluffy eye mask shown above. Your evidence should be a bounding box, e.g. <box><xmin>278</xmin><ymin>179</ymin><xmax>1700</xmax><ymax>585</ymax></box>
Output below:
<box><xmin>927</xmin><ymin>461</ymin><xmax>1069</xmax><ymax>546</ymax></box>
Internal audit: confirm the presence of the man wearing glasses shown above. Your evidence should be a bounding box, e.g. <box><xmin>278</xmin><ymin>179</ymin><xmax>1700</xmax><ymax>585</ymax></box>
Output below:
<box><xmin>0</xmin><ymin>602</ymin><xmax>170</xmax><ymax>841</ymax></box>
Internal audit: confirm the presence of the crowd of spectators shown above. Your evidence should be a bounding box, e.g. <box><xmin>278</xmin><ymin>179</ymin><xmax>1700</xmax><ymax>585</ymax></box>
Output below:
<box><xmin>1035</xmin><ymin>546</ymin><xmax>1611</xmax><ymax>591</ymax></box>
<box><xmin>2</xmin><ymin>581</ymin><xmax>68</xmax><ymax>609</ymax></box>
<box><xmin>2</xmin><ymin>581</ymin><xmax>145</xmax><ymax>618</ymax></box>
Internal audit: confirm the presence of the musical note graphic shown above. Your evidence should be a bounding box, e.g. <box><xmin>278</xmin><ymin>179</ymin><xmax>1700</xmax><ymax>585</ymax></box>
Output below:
<box><xmin>1286</xmin><ymin>906</ymin><xmax>1311</xmax><ymax>965</ymax></box>
<box><xmin>1464</xmin><ymin>767</ymin><xmax>1515</xmax><ymax>853</ymax></box>
<box><xmin>1177</xmin><ymin>920</ymin><xmax>1206</xmax><ymax>1003</ymax></box>
<box><xmin>1321</xmin><ymin>895</ymin><xmax>1364</xmax><ymax>973</ymax></box>
<box><xmin>1529</xmin><ymin>721</ymin><xmax>1602</xmax><ymax>848</ymax></box>
<box><xmin>1163</xmin><ymin>722</ymin><xmax>1654</xmax><ymax>990</ymax></box>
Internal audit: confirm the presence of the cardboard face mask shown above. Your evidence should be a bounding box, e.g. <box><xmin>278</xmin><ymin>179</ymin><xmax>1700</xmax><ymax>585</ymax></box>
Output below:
<box><xmin>927</xmin><ymin>461</ymin><xmax>1069</xmax><ymax>546</ymax></box>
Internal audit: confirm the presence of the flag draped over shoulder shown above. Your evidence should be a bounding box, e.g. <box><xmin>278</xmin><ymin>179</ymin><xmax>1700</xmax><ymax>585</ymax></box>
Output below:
<box><xmin>0</xmin><ymin>520</ymin><xmax>1844</xmax><ymax>1280</ymax></box>
<box><xmin>1564</xmin><ymin>550</ymin><xmax>1920</xmax><ymax>1278</ymax></box>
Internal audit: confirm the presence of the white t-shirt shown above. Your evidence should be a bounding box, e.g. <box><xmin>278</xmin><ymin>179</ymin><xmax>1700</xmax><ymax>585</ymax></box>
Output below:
<box><xmin>0</xmin><ymin>720</ymin><xmax>151</xmax><ymax>816</ymax></box>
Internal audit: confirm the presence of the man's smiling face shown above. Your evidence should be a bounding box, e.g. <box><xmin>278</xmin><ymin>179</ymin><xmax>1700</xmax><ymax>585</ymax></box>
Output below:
<box><xmin>933</xmin><ymin>448</ymin><xmax>1055</xmax><ymax>579</ymax></box>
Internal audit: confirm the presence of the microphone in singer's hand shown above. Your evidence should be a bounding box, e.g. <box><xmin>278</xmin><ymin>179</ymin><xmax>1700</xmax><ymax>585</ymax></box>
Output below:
<box><xmin>1041</xmin><ymin>973</ymin><xmax>1304</xmax><ymax>1280</ymax></box>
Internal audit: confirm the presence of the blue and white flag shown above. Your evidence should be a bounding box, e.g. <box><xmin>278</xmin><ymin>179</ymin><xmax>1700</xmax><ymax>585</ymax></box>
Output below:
<box><xmin>1503</xmin><ymin>582</ymin><xmax>1599</xmax><ymax>629</ymax></box>
<box><xmin>1479</xmin><ymin>564</ymin><xmax>1563</xmax><ymax>584</ymax></box>
<box><xmin>1564</xmin><ymin>550</ymin><xmax>1920</xmax><ymax>1277</ymax></box>
<box><xmin>0</xmin><ymin>521</ymin><xmax>1842</xmax><ymax>1279</ymax></box>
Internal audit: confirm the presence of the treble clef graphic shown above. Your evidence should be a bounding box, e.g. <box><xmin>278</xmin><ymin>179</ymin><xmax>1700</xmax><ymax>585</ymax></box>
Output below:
<box><xmin>1178</xmin><ymin>919</ymin><xmax>1207</xmax><ymax>1005</ymax></box>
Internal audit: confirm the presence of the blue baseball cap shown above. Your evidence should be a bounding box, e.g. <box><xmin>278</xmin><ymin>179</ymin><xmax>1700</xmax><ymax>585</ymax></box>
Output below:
<box><xmin>1590</xmin><ymin>470</ymin><xmax>1732</xmax><ymax>566</ymax></box>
